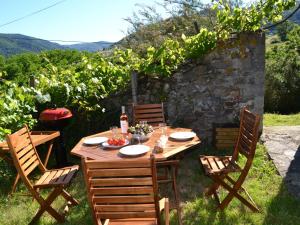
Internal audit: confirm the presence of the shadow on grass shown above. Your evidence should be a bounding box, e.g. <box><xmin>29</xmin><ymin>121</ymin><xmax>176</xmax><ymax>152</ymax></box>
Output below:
<box><xmin>263</xmin><ymin>144</ymin><xmax>300</xmax><ymax>225</ymax></box>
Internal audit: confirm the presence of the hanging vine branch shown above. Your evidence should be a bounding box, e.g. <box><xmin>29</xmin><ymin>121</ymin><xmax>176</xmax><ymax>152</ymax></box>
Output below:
<box><xmin>263</xmin><ymin>3</ymin><xmax>300</xmax><ymax>30</ymax></box>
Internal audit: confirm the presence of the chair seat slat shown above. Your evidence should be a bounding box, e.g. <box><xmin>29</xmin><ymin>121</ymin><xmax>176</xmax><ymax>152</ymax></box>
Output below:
<box><xmin>91</xmin><ymin>187</ymin><xmax>153</xmax><ymax>195</ymax></box>
<box><xmin>95</xmin><ymin>204</ymin><xmax>155</xmax><ymax>212</ymax></box>
<box><xmin>200</xmin><ymin>156</ymin><xmax>240</xmax><ymax>175</ymax></box>
<box><xmin>86</xmin><ymin>160</ymin><xmax>151</xmax><ymax>169</ymax></box>
<box><xmin>97</xmin><ymin>211</ymin><xmax>156</xmax><ymax>219</ymax></box>
<box><xmin>62</xmin><ymin>167</ymin><xmax>78</xmax><ymax>184</ymax></box>
<box><xmin>107</xmin><ymin>218</ymin><xmax>157</xmax><ymax>225</ymax></box>
<box><xmin>34</xmin><ymin>166</ymin><xmax>79</xmax><ymax>187</ymax></box>
<box><xmin>88</xmin><ymin>168</ymin><xmax>152</xmax><ymax>177</ymax></box>
<box><xmin>49</xmin><ymin>169</ymin><xmax>65</xmax><ymax>184</ymax></box>
<box><xmin>35</xmin><ymin>171</ymin><xmax>51</xmax><ymax>186</ymax></box>
<box><xmin>56</xmin><ymin>168</ymin><xmax>72</xmax><ymax>183</ymax></box>
<box><xmin>92</xmin><ymin>195</ymin><xmax>154</xmax><ymax>204</ymax></box>
<box><xmin>43</xmin><ymin>170</ymin><xmax>59</xmax><ymax>184</ymax></box>
<box><xmin>90</xmin><ymin>177</ymin><xmax>153</xmax><ymax>187</ymax></box>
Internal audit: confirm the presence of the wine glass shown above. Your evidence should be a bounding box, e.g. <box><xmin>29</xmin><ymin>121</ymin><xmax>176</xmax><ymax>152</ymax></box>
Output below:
<box><xmin>159</xmin><ymin>123</ymin><xmax>167</xmax><ymax>136</ymax></box>
<box><xmin>134</xmin><ymin>130</ymin><xmax>141</xmax><ymax>145</ymax></box>
<box><xmin>110</xmin><ymin>126</ymin><xmax>118</xmax><ymax>139</ymax></box>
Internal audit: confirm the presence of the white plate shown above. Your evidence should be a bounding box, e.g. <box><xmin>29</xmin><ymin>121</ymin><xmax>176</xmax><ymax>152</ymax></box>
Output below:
<box><xmin>119</xmin><ymin>145</ymin><xmax>150</xmax><ymax>156</ymax></box>
<box><xmin>83</xmin><ymin>137</ymin><xmax>108</xmax><ymax>145</ymax></box>
<box><xmin>102</xmin><ymin>139</ymin><xmax>130</xmax><ymax>149</ymax></box>
<box><xmin>169</xmin><ymin>131</ymin><xmax>196</xmax><ymax>141</ymax></box>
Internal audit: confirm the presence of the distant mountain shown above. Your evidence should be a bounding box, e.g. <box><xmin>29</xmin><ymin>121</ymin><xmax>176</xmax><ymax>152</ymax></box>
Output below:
<box><xmin>67</xmin><ymin>41</ymin><xmax>114</xmax><ymax>52</ymax></box>
<box><xmin>0</xmin><ymin>33</ymin><xmax>115</xmax><ymax>57</ymax></box>
<box><xmin>0</xmin><ymin>33</ymin><xmax>66</xmax><ymax>57</ymax></box>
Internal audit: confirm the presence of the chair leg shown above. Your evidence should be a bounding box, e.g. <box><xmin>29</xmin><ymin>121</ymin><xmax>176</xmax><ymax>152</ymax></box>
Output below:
<box><xmin>213</xmin><ymin>175</ymin><xmax>259</xmax><ymax>212</ymax></box>
<box><xmin>61</xmin><ymin>189</ymin><xmax>79</xmax><ymax>206</ymax></box>
<box><xmin>171</xmin><ymin>166</ymin><xmax>182</xmax><ymax>225</ymax></box>
<box><xmin>10</xmin><ymin>174</ymin><xmax>20</xmax><ymax>194</ymax></box>
<box><xmin>205</xmin><ymin>182</ymin><xmax>220</xmax><ymax>197</ymax></box>
<box><xmin>43</xmin><ymin>141</ymin><xmax>54</xmax><ymax>167</ymax></box>
<box><xmin>30</xmin><ymin>187</ymin><xmax>65</xmax><ymax>224</ymax></box>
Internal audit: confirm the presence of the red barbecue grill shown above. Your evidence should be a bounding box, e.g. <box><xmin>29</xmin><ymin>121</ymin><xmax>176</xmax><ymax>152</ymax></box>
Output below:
<box><xmin>39</xmin><ymin>108</ymin><xmax>72</xmax><ymax>167</ymax></box>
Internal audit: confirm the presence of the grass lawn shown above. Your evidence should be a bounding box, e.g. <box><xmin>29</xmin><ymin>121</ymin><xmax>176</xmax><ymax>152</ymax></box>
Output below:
<box><xmin>264</xmin><ymin>113</ymin><xmax>300</xmax><ymax>126</ymax></box>
<box><xmin>1</xmin><ymin>144</ymin><xmax>300</xmax><ymax>225</ymax></box>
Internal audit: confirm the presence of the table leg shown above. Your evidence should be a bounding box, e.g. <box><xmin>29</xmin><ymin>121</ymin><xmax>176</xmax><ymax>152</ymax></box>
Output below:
<box><xmin>10</xmin><ymin>174</ymin><xmax>20</xmax><ymax>194</ymax></box>
<box><xmin>44</xmin><ymin>141</ymin><xmax>54</xmax><ymax>167</ymax></box>
<box><xmin>171</xmin><ymin>166</ymin><xmax>182</xmax><ymax>225</ymax></box>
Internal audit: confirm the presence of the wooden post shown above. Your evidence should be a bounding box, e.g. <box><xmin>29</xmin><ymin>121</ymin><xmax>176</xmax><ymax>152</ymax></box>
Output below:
<box><xmin>193</xmin><ymin>21</ymin><xmax>200</xmax><ymax>33</ymax></box>
<box><xmin>29</xmin><ymin>75</ymin><xmax>35</xmax><ymax>88</ymax></box>
<box><xmin>131</xmin><ymin>71</ymin><xmax>138</xmax><ymax>104</ymax></box>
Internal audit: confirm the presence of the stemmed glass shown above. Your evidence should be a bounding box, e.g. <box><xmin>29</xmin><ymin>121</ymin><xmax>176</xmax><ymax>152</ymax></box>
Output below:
<box><xmin>134</xmin><ymin>130</ymin><xmax>141</xmax><ymax>145</ymax></box>
<box><xmin>110</xmin><ymin>126</ymin><xmax>118</xmax><ymax>139</ymax></box>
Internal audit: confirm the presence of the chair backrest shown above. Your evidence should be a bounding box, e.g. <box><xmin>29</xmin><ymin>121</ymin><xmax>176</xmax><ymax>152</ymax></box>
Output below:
<box><xmin>82</xmin><ymin>156</ymin><xmax>161</xmax><ymax>225</ymax></box>
<box><xmin>6</xmin><ymin>125</ymin><xmax>46</xmax><ymax>189</ymax></box>
<box><xmin>133</xmin><ymin>103</ymin><xmax>165</xmax><ymax>126</ymax></box>
<box><xmin>232</xmin><ymin>107</ymin><xmax>261</xmax><ymax>165</ymax></box>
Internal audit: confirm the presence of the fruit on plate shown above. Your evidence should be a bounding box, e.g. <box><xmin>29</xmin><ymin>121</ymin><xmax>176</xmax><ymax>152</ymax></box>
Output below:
<box><xmin>107</xmin><ymin>138</ymin><xmax>126</xmax><ymax>146</ymax></box>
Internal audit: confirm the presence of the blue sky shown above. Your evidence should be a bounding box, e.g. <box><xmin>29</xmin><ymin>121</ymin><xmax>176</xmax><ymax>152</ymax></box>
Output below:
<box><xmin>0</xmin><ymin>0</ymin><xmax>256</xmax><ymax>44</ymax></box>
<box><xmin>0</xmin><ymin>0</ymin><xmax>166</xmax><ymax>44</ymax></box>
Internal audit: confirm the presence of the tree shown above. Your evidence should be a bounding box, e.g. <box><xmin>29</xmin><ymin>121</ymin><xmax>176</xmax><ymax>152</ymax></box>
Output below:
<box><xmin>276</xmin><ymin>21</ymin><xmax>297</xmax><ymax>41</ymax></box>
<box><xmin>120</xmin><ymin>0</ymin><xmax>214</xmax><ymax>55</ymax></box>
<box><xmin>265</xmin><ymin>23</ymin><xmax>300</xmax><ymax>113</ymax></box>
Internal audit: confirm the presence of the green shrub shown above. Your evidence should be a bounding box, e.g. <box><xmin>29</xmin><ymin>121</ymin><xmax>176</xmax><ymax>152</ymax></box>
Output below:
<box><xmin>265</xmin><ymin>25</ymin><xmax>300</xmax><ymax>113</ymax></box>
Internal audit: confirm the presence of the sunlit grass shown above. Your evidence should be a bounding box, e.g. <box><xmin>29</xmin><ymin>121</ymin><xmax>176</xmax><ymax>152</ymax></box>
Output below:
<box><xmin>264</xmin><ymin>113</ymin><xmax>300</xmax><ymax>126</ymax></box>
<box><xmin>1</xmin><ymin>144</ymin><xmax>300</xmax><ymax>224</ymax></box>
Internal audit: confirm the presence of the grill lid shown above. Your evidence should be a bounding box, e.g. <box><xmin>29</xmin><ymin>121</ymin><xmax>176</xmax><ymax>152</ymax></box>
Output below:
<box><xmin>39</xmin><ymin>108</ymin><xmax>72</xmax><ymax>121</ymax></box>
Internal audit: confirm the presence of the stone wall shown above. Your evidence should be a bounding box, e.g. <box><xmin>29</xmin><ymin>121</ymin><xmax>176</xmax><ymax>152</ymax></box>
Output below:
<box><xmin>136</xmin><ymin>32</ymin><xmax>265</xmax><ymax>143</ymax></box>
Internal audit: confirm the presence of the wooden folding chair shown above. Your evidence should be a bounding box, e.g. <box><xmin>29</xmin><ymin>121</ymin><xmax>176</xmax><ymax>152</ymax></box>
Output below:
<box><xmin>6</xmin><ymin>125</ymin><xmax>79</xmax><ymax>224</ymax></box>
<box><xmin>199</xmin><ymin>107</ymin><xmax>261</xmax><ymax>212</ymax></box>
<box><xmin>132</xmin><ymin>103</ymin><xmax>182</xmax><ymax>224</ymax></box>
<box><xmin>132</xmin><ymin>103</ymin><xmax>166</xmax><ymax>126</ymax></box>
<box><xmin>82</xmin><ymin>156</ymin><xmax>170</xmax><ymax>225</ymax></box>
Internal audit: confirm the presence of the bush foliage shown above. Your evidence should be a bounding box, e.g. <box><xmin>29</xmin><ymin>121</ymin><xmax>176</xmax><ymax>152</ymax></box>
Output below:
<box><xmin>265</xmin><ymin>23</ymin><xmax>300</xmax><ymax>113</ymax></box>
